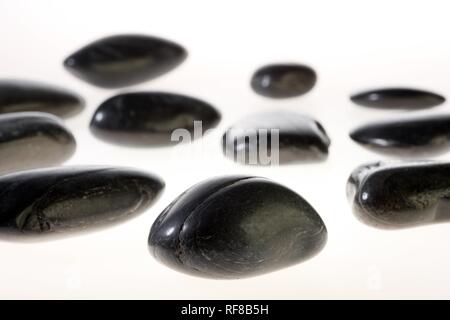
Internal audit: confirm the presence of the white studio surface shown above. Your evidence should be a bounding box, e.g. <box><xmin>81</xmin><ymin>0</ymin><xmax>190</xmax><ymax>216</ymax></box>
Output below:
<box><xmin>0</xmin><ymin>0</ymin><xmax>450</xmax><ymax>299</ymax></box>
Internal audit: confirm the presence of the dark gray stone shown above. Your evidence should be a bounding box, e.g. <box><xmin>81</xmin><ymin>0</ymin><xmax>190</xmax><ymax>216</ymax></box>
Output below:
<box><xmin>350</xmin><ymin>114</ymin><xmax>450</xmax><ymax>157</ymax></box>
<box><xmin>149</xmin><ymin>176</ymin><xmax>327</xmax><ymax>279</ymax></box>
<box><xmin>251</xmin><ymin>64</ymin><xmax>317</xmax><ymax>98</ymax></box>
<box><xmin>350</xmin><ymin>88</ymin><xmax>445</xmax><ymax>110</ymax></box>
<box><xmin>90</xmin><ymin>92</ymin><xmax>220</xmax><ymax>146</ymax></box>
<box><xmin>222</xmin><ymin>112</ymin><xmax>330</xmax><ymax>164</ymax></box>
<box><xmin>347</xmin><ymin>161</ymin><xmax>450</xmax><ymax>229</ymax></box>
<box><xmin>0</xmin><ymin>112</ymin><xmax>76</xmax><ymax>174</ymax></box>
<box><xmin>0</xmin><ymin>166</ymin><xmax>164</xmax><ymax>237</ymax></box>
<box><xmin>0</xmin><ymin>80</ymin><xmax>84</xmax><ymax>118</ymax></box>
<box><xmin>64</xmin><ymin>34</ymin><xmax>187</xmax><ymax>88</ymax></box>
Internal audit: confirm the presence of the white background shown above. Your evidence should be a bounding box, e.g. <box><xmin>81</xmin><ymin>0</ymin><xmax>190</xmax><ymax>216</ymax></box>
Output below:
<box><xmin>1</xmin><ymin>0</ymin><xmax>450</xmax><ymax>299</ymax></box>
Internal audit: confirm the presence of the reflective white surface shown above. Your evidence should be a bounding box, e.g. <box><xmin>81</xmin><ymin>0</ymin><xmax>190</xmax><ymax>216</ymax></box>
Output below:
<box><xmin>1</xmin><ymin>0</ymin><xmax>450</xmax><ymax>299</ymax></box>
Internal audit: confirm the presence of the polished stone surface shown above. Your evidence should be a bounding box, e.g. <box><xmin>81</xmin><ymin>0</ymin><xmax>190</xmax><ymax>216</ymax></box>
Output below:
<box><xmin>0</xmin><ymin>112</ymin><xmax>76</xmax><ymax>174</ymax></box>
<box><xmin>350</xmin><ymin>115</ymin><xmax>450</xmax><ymax>156</ymax></box>
<box><xmin>64</xmin><ymin>34</ymin><xmax>187</xmax><ymax>88</ymax></box>
<box><xmin>90</xmin><ymin>92</ymin><xmax>220</xmax><ymax>146</ymax></box>
<box><xmin>222</xmin><ymin>112</ymin><xmax>330</xmax><ymax>164</ymax></box>
<box><xmin>347</xmin><ymin>161</ymin><xmax>450</xmax><ymax>229</ymax></box>
<box><xmin>149</xmin><ymin>176</ymin><xmax>327</xmax><ymax>279</ymax></box>
<box><xmin>251</xmin><ymin>64</ymin><xmax>317</xmax><ymax>98</ymax></box>
<box><xmin>350</xmin><ymin>88</ymin><xmax>445</xmax><ymax>109</ymax></box>
<box><xmin>0</xmin><ymin>80</ymin><xmax>84</xmax><ymax>118</ymax></box>
<box><xmin>0</xmin><ymin>167</ymin><xmax>164</xmax><ymax>237</ymax></box>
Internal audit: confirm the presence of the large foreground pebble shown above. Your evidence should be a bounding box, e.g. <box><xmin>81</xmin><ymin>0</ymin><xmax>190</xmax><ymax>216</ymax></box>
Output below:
<box><xmin>0</xmin><ymin>167</ymin><xmax>164</xmax><ymax>237</ymax></box>
<box><xmin>149</xmin><ymin>176</ymin><xmax>327</xmax><ymax>279</ymax></box>
<box><xmin>347</xmin><ymin>161</ymin><xmax>450</xmax><ymax>229</ymax></box>
<box><xmin>64</xmin><ymin>34</ymin><xmax>187</xmax><ymax>88</ymax></box>
<box><xmin>0</xmin><ymin>112</ymin><xmax>76</xmax><ymax>174</ymax></box>
<box><xmin>90</xmin><ymin>92</ymin><xmax>220</xmax><ymax>146</ymax></box>
<box><xmin>0</xmin><ymin>80</ymin><xmax>84</xmax><ymax>117</ymax></box>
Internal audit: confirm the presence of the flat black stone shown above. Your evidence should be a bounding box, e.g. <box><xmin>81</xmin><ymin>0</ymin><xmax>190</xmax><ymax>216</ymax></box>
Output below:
<box><xmin>347</xmin><ymin>161</ymin><xmax>450</xmax><ymax>229</ymax></box>
<box><xmin>90</xmin><ymin>92</ymin><xmax>220</xmax><ymax>146</ymax></box>
<box><xmin>149</xmin><ymin>176</ymin><xmax>327</xmax><ymax>279</ymax></box>
<box><xmin>350</xmin><ymin>88</ymin><xmax>445</xmax><ymax>110</ymax></box>
<box><xmin>64</xmin><ymin>34</ymin><xmax>187</xmax><ymax>88</ymax></box>
<box><xmin>0</xmin><ymin>80</ymin><xmax>84</xmax><ymax>118</ymax></box>
<box><xmin>350</xmin><ymin>115</ymin><xmax>450</xmax><ymax>156</ymax></box>
<box><xmin>222</xmin><ymin>112</ymin><xmax>330</xmax><ymax>164</ymax></box>
<box><xmin>251</xmin><ymin>64</ymin><xmax>316</xmax><ymax>98</ymax></box>
<box><xmin>0</xmin><ymin>166</ymin><xmax>164</xmax><ymax>237</ymax></box>
<box><xmin>0</xmin><ymin>112</ymin><xmax>76</xmax><ymax>174</ymax></box>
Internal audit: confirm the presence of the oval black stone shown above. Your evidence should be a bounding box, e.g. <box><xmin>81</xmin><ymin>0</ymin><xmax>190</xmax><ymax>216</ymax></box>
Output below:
<box><xmin>90</xmin><ymin>92</ymin><xmax>221</xmax><ymax>146</ymax></box>
<box><xmin>347</xmin><ymin>161</ymin><xmax>450</xmax><ymax>229</ymax></box>
<box><xmin>0</xmin><ymin>167</ymin><xmax>164</xmax><ymax>237</ymax></box>
<box><xmin>149</xmin><ymin>176</ymin><xmax>327</xmax><ymax>279</ymax></box>
<box><xmin>0</xmin><ymin>112</ymin><xmax>76</xmax><ymax>174</ymax></box>
<box><xmin>350</xmin><ymin>115</ymin><xmax>450</xmax><ymax>156</ymax></box>
<box><xmin>222</xmin><ymin>112</ymin><xmax>330</xmax><ymax>165</ymax></box>
<box><xmin>251</xmin><ymin>64</ymin><xmax>317</xmax><ymax>98</ymax></box>
<box><xmin>64</xmin><ymin>34</ymin><xmax>187</xmax><ymax>88</ymax></box>
<box><xmin>0</xmin><ymin>80</ymin><xmax>84</xmax><ymax>118</ymax></box>
<box><xmin>350</xmin><ymin>88</ymin><xmax>445</xmax><ymax>110</ymax></box>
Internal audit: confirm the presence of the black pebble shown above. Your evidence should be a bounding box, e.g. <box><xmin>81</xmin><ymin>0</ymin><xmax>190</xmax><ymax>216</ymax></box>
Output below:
<box><xmin>347</xmin><ymin>161</ymin><xmax>450</xmax><ymax>229</ymax></box>
<box><xmin>350</xmin><ymin>88</ymin><xmax>445</xmax><ymax>110</ymax></box>
<box><xmin>222</xmin><ymin>112</ymin><xmax>330</xmax><ymax>164</ymax></box>
<box><xmin>90</xmin><ymin>92</ymin><xmax>220</xmax><ymax>146</ymax></box>
<box><xmin>64</xmin><ymin>34</ymin><xmax>187</xmax><ymax>88</ymax></box>
<box><xmin>149</xmin><ymin>176</ymin><xmax>327</xmax><ymax>279</ymax></box>
<box><xmin>0</xmin><ymin>166</ymin><xmax>164</xmax><ymax>237</ymax></box>
<box><xmin>350</xmin><ymin>114</ymin><xmax>450</xmax><ymax>156</ymax></box>
<box><xmin>0</xmin><ymin>80</ymin><xmax>84</xmax><ymax>118</ymax></box>
<box><xmin>251</xmin><ymin>64</ymin><xmax>317</xmax><ymax>98</ymax></box>
<box><xmin>0</xmin><ymin>112</ymin><xmax>76</xmax><ymax>174</ymax></box>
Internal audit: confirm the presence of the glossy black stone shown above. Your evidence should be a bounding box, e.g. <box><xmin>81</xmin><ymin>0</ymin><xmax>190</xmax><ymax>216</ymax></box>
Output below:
<box><xmin>0</xmin><ymin>80</ymin><xmax>84</xmax><ymax>117</ymax></box>
<box><xmin>64</xmin><ymin>35</ymin><xmax>187</xmax><ymax>88</ymax></box>
<box><xmin>350</xmin><ymin>88</ymin><xmax>445</xmax><ymax>110</ymax></box>
<box><xmin>347</xmin><ymin>161</ymin><xmax>450</xmax><ymax>229</ymax></box>
<box><xmin>350</xmin><ymin>115</ymin><xmax>450</xmax><ymax>156</ymax></box>
<box><xmin>0</xmin><ymin>112</ymin><xmax>76</xmax><ymax>174</ymax></box>
<box><xmin>0</xmin><ymin>167</ymin><xmax>164</xmax><ymax>237</ymax></box>
<box><xmin>90</xmin><ymin>92</ymin><xmax>220</xmax><ymax>146</ymax></box>
<box><xmin>251</xmin><ymin>64</ymin><xmax>317</xmax><ymax>98</ymax></box>
<box><xmin>149</xmin><ymin>176</ymin><xmax>327</xmax><ymax>279</ymax></box>
<box><xmin>222</xmin><ymin>112</ymin><xmax>330</xmax><ymax>164</ymax></box>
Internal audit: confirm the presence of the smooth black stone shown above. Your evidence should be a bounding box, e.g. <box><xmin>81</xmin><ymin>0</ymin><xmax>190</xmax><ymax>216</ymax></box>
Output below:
<box><xmin>350</xmin><ymin>88</ymin><xmax>445</xmax><ymax>110</ymax></box>
<box><xmin>350</xmin><ymin>115</ymin><xmax>450</xmax><ymax>156</ymax></box>
<box><xmin>347</xmin><ymin>161</ymin><xmax>450</xmax><ymax>229</ymax></box>
<box><xmin>0</xmin><ymin>167</ymin><xmax>164</xmax><ymax>236</ymax></box>
<box><xmin>222</xmin><ymin>112</ymin><xmax>330</xmax><ymax>164</ymax></box>
<box><xmin>90</xmin><ymin>92</ymin><xmax>221</xmax><ymax>146</ymax></box>
<box><xmin>0</xmin><ymin>112</ymin><xmax>76</xmax><ymax>174</ymax></box>
<box><xmin>0</xmin><ymin>80</ymin><xmax>84</xmax><ymax>117</ymax></box>
<box><xmin>149</xmin><ymin>176</ymin><xmax>327</xmax><ymax>279</ymax></box>
<box><xmin>64</xmin><ymin>35</ymin><xmax>187</xmax><ymax>88</ymax></box>
<box><xmin>251</xmin><ymin>64</ymin><xmax>317</xmax><ymax>98</ymax></box>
